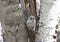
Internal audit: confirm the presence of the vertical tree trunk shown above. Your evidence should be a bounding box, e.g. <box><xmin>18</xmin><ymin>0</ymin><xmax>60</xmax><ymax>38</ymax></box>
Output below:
<box><xmin>29</xmin><ymin>0</ymin><xmax>36</xmax><ymax>17</ymax></box>
<box><xmin>1</xmin><ymin>0</ymin><xmax>28</xmax><ymax>42</ymax></box>
<box><xmin>35</xmin><ymin>0</ymin><xmax>60</xmax><ymax>42</ymax></box>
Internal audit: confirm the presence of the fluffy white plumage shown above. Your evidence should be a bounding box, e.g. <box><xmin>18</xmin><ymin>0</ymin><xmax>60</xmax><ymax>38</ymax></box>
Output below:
<box><xmin>26</xmin><ymin>16</ymin><xmax>36</xmax><ymax>31</ymax></box>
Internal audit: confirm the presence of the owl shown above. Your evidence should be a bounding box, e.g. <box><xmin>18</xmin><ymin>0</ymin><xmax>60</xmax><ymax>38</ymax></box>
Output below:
<box><xmin>26</xmin><ymin>16</ymin><xmax>36</xmax><ymax>42</ymax></box>
<box><xmin>26</xmin><ymin>16</ymin><xmax>36</xmax><ymax>31</ymax></box>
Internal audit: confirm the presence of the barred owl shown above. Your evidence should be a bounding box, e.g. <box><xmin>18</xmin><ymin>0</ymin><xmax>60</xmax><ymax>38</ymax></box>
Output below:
<box><xmin>26</xmin><ymin>16</ymin><xmax>36</xmax><ymax>42</ymax></box>
<box><xmin>26</xmin><ymin>16</ymin><xmax>36</xmax><ymax>31</ymax></box>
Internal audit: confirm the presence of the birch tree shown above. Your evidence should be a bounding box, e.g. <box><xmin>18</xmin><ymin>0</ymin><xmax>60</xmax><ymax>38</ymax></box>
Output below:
<box><xmin>35</xmin><ymin>0</ymin><xmax>60</xmax><ymax>42</ymax></box>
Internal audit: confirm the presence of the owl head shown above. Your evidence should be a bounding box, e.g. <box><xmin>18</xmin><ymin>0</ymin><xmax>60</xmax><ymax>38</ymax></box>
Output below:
<box><xmin>26</xmin><ymin>16</ymin><xmax>36</xmax><ymax>30</ymax></box>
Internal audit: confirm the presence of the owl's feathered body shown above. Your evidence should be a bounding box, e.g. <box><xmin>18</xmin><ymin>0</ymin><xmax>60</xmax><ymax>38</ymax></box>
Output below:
<box><xmin>26</xmin><ymin>16</ymin><xmax>36</xmax><ymax>31</ymax></box>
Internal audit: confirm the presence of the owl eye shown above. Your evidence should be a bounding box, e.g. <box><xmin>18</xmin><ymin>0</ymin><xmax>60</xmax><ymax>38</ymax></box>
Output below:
<box><xmin>30</xmin><ymin>18</ymin><xmax>32</xmax><ymax>19</ymax></box>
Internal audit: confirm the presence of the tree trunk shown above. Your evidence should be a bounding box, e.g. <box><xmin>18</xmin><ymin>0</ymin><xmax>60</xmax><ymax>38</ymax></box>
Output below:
<box><xmin>1</xmin><ymin>0</ymin><xmax>28</xmax><ymax>42</ymax></box>
<box><xmin>35</xmin><ymin>0</ymin><xmax>60</xmax><ymax>42</ymax></box>
<box><xmin>29</xmin><ymin>0</ymin><xmax>36</xmax><ymax>17</ymax></box>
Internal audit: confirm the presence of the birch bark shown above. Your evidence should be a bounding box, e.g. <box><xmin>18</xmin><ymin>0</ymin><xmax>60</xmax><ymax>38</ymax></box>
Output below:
<box><xmin>35</xmin><ymin>0</ymin><xmax>60</xmax><ymax>42</ymax></box>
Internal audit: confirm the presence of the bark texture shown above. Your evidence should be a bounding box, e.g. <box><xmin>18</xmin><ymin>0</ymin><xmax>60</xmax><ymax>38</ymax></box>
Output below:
<box><xmin>1</xmin><ymin>0</ymin><xmax>28</xmax><ymax>42</ymax></box>
<box><xmin>35</xmin><ymin>0</ymin><xmax>59</xmax><ymax>42</ymax></box>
